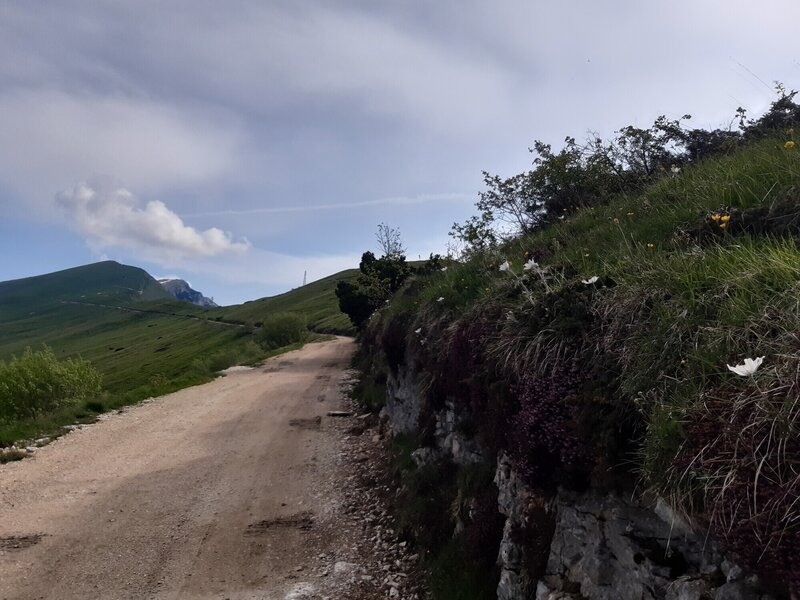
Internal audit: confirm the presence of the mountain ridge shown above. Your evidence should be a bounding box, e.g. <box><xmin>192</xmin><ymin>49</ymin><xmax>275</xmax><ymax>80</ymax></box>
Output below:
<box><xmin>0</xmin><ymin>260</ymin><xmax>170</xmax><ymax>321</ymax></box>
<box><xmin>156</xmin><ymin>277</ymin><xmax>217</xmax><ymax>307</ymax></box>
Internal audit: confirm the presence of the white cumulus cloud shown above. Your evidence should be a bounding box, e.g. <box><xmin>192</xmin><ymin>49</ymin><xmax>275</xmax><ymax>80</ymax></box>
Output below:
<box><xmin>57</xmin><ymin>183</ymin><xmax>250</xmax><ymax>264</ymax></box>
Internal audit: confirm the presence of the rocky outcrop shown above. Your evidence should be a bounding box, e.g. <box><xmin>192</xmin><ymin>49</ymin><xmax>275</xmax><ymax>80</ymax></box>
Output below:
<box><xmin>494</xmin><ymin>452</ymin><xmax>770</xmax><ymax>600</ymax></box>
<box><xmin>496</xmin><ymin>453</ymin><xmax>553</xmax><ymax>600</ymax></box>
<box><xmin>157</xmin><ymin>278</ymin><xmax>217</xmax><ymax>307</ymax></box>
<box><xmin>432</xmin><ymin>399</ymin><xmax>484</xmax><ymax>466</ymax></box>
<box><xmin>381</xmin><ymin>363</ymin><xmax>424</xmax><ymax>435</ymax></box>
<box><xmin>378</xmin><ymin>359</ymin><xmax>771</xmax><ymax>600</ymax></box>
<box><xmin>383</xmin><ymin>363</ymin><xmax>483</xmax><ymax>466</ymax></box>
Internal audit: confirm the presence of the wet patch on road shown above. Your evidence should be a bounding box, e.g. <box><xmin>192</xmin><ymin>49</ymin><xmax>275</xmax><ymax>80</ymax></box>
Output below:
<box><xmin>0</xmin><ymin>534</ymin><xmax>46</xmax><ymax>551</ymax></box>
<box><xmin>288</xmin><ymin>416</ymin><xmax>322</xmax><ymax>430</ymax></box>
<box><xmin>246</xmin><ymin>512</ymin><xmax>314</xmax><ymax>535</ymax></box>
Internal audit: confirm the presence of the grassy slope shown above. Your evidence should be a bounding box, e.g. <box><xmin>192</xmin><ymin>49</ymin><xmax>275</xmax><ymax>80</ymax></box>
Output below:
<box><xmin>369</xmin><ymin>135</ymin><xmax>800</xmax><ymax>591</ymax></box>
<box><xmin>0</xmin><ymin>260</ymin><xmax>169</xmax><ymax>320</ymax></box>
<box><xmin>0</xmin><ymin>262</ymin><xmax>246</xmax><ymax>394</ymax></box>
<box><xmin>210</xmin><ymin>269</ymin><xmax>358</xmax><ymax>334</ymax></box>
<box><xmin>104</xmin><ymin>269</ymin><xmax>360</xmax><ymax>334</ymax></box>
<box><xmin>0</xmin><ymin>262</ymin><xmax>356</xmax><ymax>442</ymax></box>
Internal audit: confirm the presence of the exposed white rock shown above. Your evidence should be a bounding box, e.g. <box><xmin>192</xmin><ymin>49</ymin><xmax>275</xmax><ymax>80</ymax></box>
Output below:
<box><xmin>333</xmin><ymin>561</ymin><xmax>358</xmax><ymax>574</ymax></box>
<box><xmin>433</xmin><ymin>400</ymin><xmax>484</xmax><ymax>465</ymax></box>
<box><xmin>381</xmin><ymin>364</ymin><xmax>424</xmax><ymax>434</ymax></box>
<box><xmin>376</xmin><ymin>347</ymin><xmax>770</xmax><ymax>600</ymax></box>
<box><xmin>219</xmin><ymin>365</ymin><xmax>254</xmax><ymax>374</ymax></box>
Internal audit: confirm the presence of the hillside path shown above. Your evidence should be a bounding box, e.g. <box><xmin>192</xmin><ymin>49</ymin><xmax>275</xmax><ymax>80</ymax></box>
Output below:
<box><xmin>0</xmin><ymin>336</ymin><xmax>397</xmax><ymax>600</ymax></box>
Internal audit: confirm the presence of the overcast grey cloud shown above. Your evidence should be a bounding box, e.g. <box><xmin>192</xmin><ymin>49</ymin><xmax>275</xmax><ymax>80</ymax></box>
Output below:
<box><xmin>0</xmin><ymin>90</ymin><xmax>243</xmax><ymax>211</ymax></box>
<box><xmin>1</xmin><ymin>0</ymin><xmax>798</xmax><ymax>303</ymax></box>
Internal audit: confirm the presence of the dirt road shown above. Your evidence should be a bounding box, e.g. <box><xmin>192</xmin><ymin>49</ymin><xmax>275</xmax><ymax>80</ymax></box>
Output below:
<box><xmin>0</xmin><ymin>336</ymin><xmax>377</xmax><ymax>599</ymax></box>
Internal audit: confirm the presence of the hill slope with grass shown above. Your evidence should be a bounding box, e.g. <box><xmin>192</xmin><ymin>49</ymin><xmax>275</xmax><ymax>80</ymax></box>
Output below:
<box><xmin>355</xmin><ymin>128</ymin><xmax>800</xmax><ymax>596</ymax></box>
<box><xmin>0</xmin><ymin>261</ymin><xmax>355</xmax><ymax>444</ymax></box>
<box><xmin>212</xmin><ymin>269</ymin><xmax>358</xmax><ymax>334</ymax></box>
<box><xmin>0</xmin><ymin>260</ymin><xmax>169</xmax><ymax>321</ymax></box>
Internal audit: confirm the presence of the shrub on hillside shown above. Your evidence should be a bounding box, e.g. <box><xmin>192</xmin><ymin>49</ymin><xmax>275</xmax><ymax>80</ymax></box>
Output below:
<box><xmin>336</xmin><ymin>250</ymin><xmax>413</xmax><ymax>329</ymax></box>
<box><xmin>451</xmin><ymin>85</ymin><xmax>800</xmax><ymax>255</ymax></box>
<box><xmin>0</xmin><ymin>346</ymin><xmax>102</xmax><ymax>421</ymax></box>
<box><xmin>256</xmin><ymin>312</ymin><xmax>309</xmax><ymax>350</ymax></box>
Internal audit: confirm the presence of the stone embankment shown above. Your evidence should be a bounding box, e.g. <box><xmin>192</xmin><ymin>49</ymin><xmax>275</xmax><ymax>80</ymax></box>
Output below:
<box><xmin>380</xmin><ymin>356</ymin><xmax>775</xmax><ymax>600</ymax></box>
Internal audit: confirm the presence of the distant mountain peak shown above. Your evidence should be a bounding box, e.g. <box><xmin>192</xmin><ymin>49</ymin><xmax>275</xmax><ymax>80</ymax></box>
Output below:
<box><xmin>157</xmin><ymin>278</ymin><xmax>217</xmax><ymax>307</ymax></box>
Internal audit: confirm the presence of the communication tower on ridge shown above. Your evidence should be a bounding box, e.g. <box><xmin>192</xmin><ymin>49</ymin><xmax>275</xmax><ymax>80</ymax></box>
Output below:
<box><xmin>303</xmin><ymin>270</ymin><xmax>307</xmax><ymax>286</ymax></box>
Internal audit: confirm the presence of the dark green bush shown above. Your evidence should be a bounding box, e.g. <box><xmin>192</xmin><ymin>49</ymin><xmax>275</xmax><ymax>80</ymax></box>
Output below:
<box><xmin>336</xmin><ymin>251</ymin><xmax>413</xmax><ymax>328</ymax></box>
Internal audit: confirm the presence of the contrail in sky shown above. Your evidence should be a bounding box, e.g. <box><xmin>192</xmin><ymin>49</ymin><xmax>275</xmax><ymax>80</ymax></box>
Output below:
<box><xmin>183</xmin><ymin>192</ymin><xmax>473</xmax><ymax>218</ymax></box>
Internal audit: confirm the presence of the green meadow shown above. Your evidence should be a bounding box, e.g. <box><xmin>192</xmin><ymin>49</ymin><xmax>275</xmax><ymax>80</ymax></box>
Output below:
<box><xmin>0</xmin><ymin>260</ymin><xmax>353</xmax><ymax>444</ymax></box>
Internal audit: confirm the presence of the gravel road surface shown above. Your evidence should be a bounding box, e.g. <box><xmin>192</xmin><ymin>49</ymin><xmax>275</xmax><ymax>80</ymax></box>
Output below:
<box><xmin>0</xmin><ymin>337</ymin><xmax>392</xmax><ymax>600</ymax></box>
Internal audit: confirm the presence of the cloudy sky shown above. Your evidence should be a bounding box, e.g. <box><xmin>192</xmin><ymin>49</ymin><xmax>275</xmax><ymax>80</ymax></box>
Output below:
<box><xmin>1</xmin><ymin>1</ymin><xmax>798</xmax><ymax>304</ymax></box>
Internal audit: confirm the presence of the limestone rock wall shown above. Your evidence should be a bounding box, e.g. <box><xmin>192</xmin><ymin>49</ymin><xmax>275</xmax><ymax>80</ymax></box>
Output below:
<box><xmin>495</xmin><ymin>454</ymin><xmax>771</xmax><ymax>600</ymax></box>
<box><xmin>382</xmin><ymin>363</ymin><xmax>483</xmax><ymax>466</ymax></box>
<box><xmin>381</xmin><ymin>363</ymin><xmax>423</xmax><ymax>435</ymax></box>
<box><xmin>377</xmin><ymin>359</ymin><xmax>772</xmax><ymax>600</ymax></box>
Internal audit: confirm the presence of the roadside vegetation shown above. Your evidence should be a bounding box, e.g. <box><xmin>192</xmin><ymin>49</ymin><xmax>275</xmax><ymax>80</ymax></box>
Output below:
<box><xmin>346</xmin><ymin>88</ymin><xmax>800</xmax><ymax>597</ymax></box>
<box><xmin>0</xmin><ymin>263</ymin><xmax>350</xmax><ymax>446</ymax></box>
<box><xmin>0</xmin><ymin>347</ymin><xmax>101</xmax><ymax>422</ymax></box>
<box><xmin>211</xmin><ymin>269</ymin><xmax>358</xmax><ymax>334</ymax></box>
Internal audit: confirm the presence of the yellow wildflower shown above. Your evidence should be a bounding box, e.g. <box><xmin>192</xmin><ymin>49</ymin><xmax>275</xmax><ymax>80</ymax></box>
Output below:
<box><xmin>711</xmin><ymin>214</ymin><xmax>721</xmax><ymax>221</ymax></box>
<box><xmin>646</xmin><ymin>243</ymin><xmax>655</xmax><ymax>249</ymax></box>
<box><xmin>719</xmin><ymin>223</ymin><xmax>728</xmax><ymax>229</ymax></box>
<box><xmin>785</xmin><ymin>140</ymin><xmax>796</xmax><ymax>149</ymax></box>
<box><xmin>720</xmin><ymin>215</ymin><xmax>731</xmax><ymax>222</ymax></box>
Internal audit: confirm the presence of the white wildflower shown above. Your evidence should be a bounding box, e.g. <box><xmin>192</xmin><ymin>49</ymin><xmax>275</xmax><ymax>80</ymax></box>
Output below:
<box><xmin>499</xmin><ymin>260</ymin><xmax>510</xmax><ymax>272</ymax></box>
<box><xmin>440</xmin><ymin>266</ymin><xmax>448</xmax><ymax>272</ymax></box>
<box><xmin>436</xmin><ymin>297</ymin><xmax>445</xmax><ymax>302</ymax></box>
<box><xmin>582</xmin><ymin>276</ymin><xmax>599</xmax><ymax>285</ymax></box>
<box><xmin>523</xmin><ymin>258</ymin><xmax>538</xmax><ymax>271</ymax></box>
<box><xmin>414</xmin><ymin>327</ymin><xmax>422</xmax><ymax>335</ymax></box>
<box><xmin>727</xmin><ymin>356</ymin><xmax>764</xmax><ymax>376</ymax></box>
